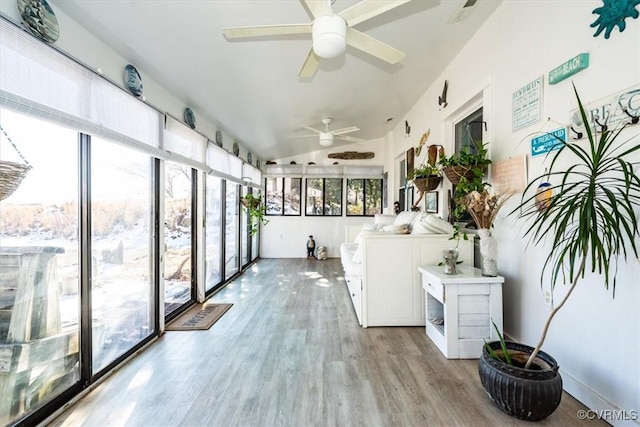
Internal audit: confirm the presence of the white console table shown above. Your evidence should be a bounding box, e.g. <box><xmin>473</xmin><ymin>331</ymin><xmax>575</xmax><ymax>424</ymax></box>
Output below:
<box><xmin>419</xmin><ymin>265</ymin><xmax>504</xmax><ymax>359</ymax></box>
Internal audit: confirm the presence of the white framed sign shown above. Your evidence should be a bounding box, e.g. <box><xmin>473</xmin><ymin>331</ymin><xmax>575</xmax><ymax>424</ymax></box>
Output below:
<box><xmin>513</xmin><ymin>76</ymin><xmax>543</xmax><ymax>131</ymax></box>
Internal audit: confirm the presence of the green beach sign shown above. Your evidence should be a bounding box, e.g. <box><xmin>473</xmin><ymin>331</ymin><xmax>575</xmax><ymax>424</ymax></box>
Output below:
<box><xmin>549</xmin><ymin>53</ymin><xmax>589</xmax><ymax>85</ymax></box>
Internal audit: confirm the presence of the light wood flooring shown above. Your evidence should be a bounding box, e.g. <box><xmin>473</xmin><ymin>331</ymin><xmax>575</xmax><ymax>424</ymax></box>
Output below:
<box><xmin>48</xmin><ymin>258</ymin><xmax>605</xmax><ymax>427</ymax></box>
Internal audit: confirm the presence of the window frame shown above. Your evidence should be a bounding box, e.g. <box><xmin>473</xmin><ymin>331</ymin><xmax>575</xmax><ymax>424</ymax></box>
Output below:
<box><xmin>346</xmin><ymin>178</ymin><xmax>383</xmax><ymax>217</ymax></box>
<box><xmin>265</xmin><ymin>177</ymin><xmax>302</xmax><ymax>216</ymax></box>
<box><xmin>305</xmin><ymin>177</ymin><xmax>343</xmax><ymax>217</ymax></box>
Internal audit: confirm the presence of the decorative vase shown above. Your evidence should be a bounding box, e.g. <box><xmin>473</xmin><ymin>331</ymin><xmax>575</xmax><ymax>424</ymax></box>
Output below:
<box><xmin>477</xmin><ymin>228</ymin><xmax>498</xmax><ymax>276</ymax></box>
<box><xmin>478</xmin><ymin>341</ymin><xmax>563</xmax><ymax>421</ymax></box>
<box><xmin>442</xmin><ymin>248</ymin><xmax>458</xmax><ymax>274</ymax></box>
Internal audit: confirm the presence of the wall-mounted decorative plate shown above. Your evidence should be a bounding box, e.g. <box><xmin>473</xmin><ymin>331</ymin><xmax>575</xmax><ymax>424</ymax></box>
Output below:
<box><xmin>233</xmin><ymin>142</ymin><xmax>240</xmax><ymax>156</ymax></box>
<box><xmin>184</xmin><ymin>107</ymin><xmax>196</xmax><ymax>129</ymax></box>
<box><xmin>215</xmin><ymin>130</ymin><xmax>223</xmax><ymax>147</ymax></box>
<box><xmin>247</xmin><ymin>152</ymin><xmax>253</xmax><ymax>164</ymax></box>
<box><xmin>123</xmin><ymin>64</ymin><xmax>143</xmax><ymax>97</ymax></box>
<box><xmin>256</xmin><ymin>159</ymin><xmax>261</xmax><ymax>169</ymax></box>
<box><xmin>17</xmin><ymin>0</ymin><xmax>59</xmax><ymax>43</ymax></box>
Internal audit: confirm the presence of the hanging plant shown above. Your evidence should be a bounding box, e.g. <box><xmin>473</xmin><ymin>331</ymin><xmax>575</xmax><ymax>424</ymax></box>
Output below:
<box><xmin>241</xmin><ymin>193</ymin><xmax>269</xmax><ymax>236</ymax></box>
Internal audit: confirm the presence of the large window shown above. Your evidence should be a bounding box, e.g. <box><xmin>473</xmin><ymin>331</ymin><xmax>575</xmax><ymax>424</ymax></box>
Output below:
<box><xmin>0</xmin><ymin>110</ymin><xmax>80</xmax><ymax>425</ymax></box>
<box><xmin>91</xmin><ymin>137</ymin><xmax>153</xmax><ymax>373</ymax></box>
<box><xmin>163</xmin><ymin>162</ymin><xmax>194</xmax><ymax>317</ymax></box>
<box><xmin>305</xmin><ymin>178</ymin><xmax>343</xmax><ymax>216</ymax></box>
<box><xmin>265</xmin><ymin>177</ymin><xmax>301</xmax><ymax>215</ymax></box>
<box><xmin>347</xmin><ymin>179</ymin><xmax>382</xmax><ymax>216</ymax></box>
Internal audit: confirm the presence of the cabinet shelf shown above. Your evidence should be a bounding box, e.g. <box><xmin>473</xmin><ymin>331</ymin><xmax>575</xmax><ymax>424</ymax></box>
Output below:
<box><xmin>419</xmin><ymin>265</ymin><xmax>504</xmax><ymax>359</ymax></box>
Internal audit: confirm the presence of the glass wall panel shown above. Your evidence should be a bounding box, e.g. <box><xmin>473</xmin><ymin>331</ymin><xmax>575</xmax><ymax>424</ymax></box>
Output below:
<box><xmin>205</xmin><ymin>175</ymin><xmax>222</xmax><ymax>292</ymax></box>
<box><xmin>225</xmin><ymin>182</ymin><xmax>239</xmax><ymax>279</ymax></box>
<box><xmin>163</xmin><ymin>162</ymin><xmax>193</xmax><ymax>317</ymax></box>
<box><xmin>305</xmin><ymin>178</ymin><xmax>342</xmax><ymax>216</ymax></box>
<box><xmin>325</xmin><ymin>178</ymin><xmax>343</xmax><ymax>215</ymax></box>
<box><xmin>305</xmin><ymin>178</ymin><xmax>323</xmax><ymax>215</ymax></box>
<box><xmin>240</xmin><ymin>186</ymin><xmax>250</xmax><ymax>267</ymax></box>
<box><xmin>365</xmin><ymin>179</ymin><xmax>382</xmax><ymax>215</ymax></box>
<box><xmin>346</xmin><ymin>179</ymin><xmax>364</xmax><ymax>215</ymax></box>
<box><xmin>250</xmin><ymin>190</ymin><xmax>260</xmax><ymax>262</ymax></box>
<box><xmin>265</xmin><ymin>177</ymin><xmax>282</xmax><ymax>215</ymax></box>
<box><xmin>284</xmin><ymin>178</ymin><xmax>301</xmax><ymax>215</ymax></box>
<box><xmin>91</xmin><ymin>138</ymin><xmax>153</xmax><ymax>373</ymax></box>
<box><xmin>0</xmin><ymin>110</ymin><xmax>80</xmax><ymax>425</ymax></box>
<box><xmin>347</xmin><ymin>179</ymin><xmax>382</xmax><ymax>216</ymax></box>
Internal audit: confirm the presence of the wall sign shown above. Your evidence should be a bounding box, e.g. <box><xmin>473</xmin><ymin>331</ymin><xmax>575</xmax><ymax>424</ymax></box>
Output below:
<box><xmin>491</xmin><ymin>155</ymin><xmax>527</xmax><ymax>194</ymax></box>
<box><xmin>531</xmin><ymin>128</ymin><xmax>566</xmax><ymax>157</ymax></box>
<box><xmin>570</xmin><ymin>84</ymin><xmax>640</xmax><ymax>131</ymax></box>
<box><xmin>513</xmin><ymin>77</ymin><xmax>543</xmax><ymax>131</ymax></box>
<box><xmin>549</xmin><ymin>53</ymin><xmax>590</xmax><ymax>85</ymax></box>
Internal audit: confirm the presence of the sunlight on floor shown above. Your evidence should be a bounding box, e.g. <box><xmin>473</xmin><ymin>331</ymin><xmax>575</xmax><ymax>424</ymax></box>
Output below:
<box><xmin>127</xmin><ymin>367</ymin><xmax>153</xmax><ymax>391</ymax></box>
<box><xmin>302</xmin><ymin>271</ymin><xmax>322</xmax><ymax>279</ymax></box>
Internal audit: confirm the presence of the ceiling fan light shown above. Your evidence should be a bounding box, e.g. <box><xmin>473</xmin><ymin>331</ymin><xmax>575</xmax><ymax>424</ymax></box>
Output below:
<box><xmin>312</xmin><ymin>15</ymin><xmax>346</xmax><ymax>59</ymax></box>
<box><xmin>319</xmin><ymin>132</ymin><xmax>334</xmax><ymax>146</ymax></box>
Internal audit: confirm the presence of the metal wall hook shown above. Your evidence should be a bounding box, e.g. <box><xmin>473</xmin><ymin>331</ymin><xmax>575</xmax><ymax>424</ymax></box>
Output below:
<box><xmin>623</xmin><ymin>109</ymin><xmax>639</xmax><ymax>125</ymax></box>
<box><xmin>593</xmin><ymin>116</ymin><xmax>608</xmax><ymax>132</ymax></box>
<box><xmin>570</xmin><ymin>126</ymin><xmax>583</xmax><ymax>139</ymax></box>
<box><xmin>468</xmin><ymin>120</ymin><xmax>488</xmax><ymax>131</ymax></box>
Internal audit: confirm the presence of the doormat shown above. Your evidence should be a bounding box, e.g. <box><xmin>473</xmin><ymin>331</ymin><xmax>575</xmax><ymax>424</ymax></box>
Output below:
<box><xmin>166</xmin><ymin>303</ymin><xmax>233</xmax><ymax>331</ymax></box>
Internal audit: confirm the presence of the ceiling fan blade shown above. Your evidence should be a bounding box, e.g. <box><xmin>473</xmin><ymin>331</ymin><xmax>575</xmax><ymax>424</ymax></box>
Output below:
<box><xmin>298</xmin><ymin>124</ymin><xmax>323</xmax><ymax>134</ymax></box>
<box><xmin>223</xmin><ymin>23</ymin><xmax>311</xmax><ymax>39</ymax></box>
<box><xmin>298</xmin><ymin>48</ymin><xmax>321</xmax><ymax>78</ymax></box>
<box><xmin>332</xmin><ymin>126</ymin><xmax>360</xmax><ymax>135</ymax></box>
<box><xmin>336</xmin><ymin>135</ymin><xmax>367</xmax><ymax>143</ymax></box>
<box><xmin>286</xmin><ymin>133</ymin><xmax>318</xmax><ymax>139</ymax></box>
<box><xmin>300</xmin><ymin>0</ymin><xmax>334</xmax><ymax>19</ymax></box>
<box><xmin>346</xmin><ymin>28</ymin><xmax>405</xmax><ymax>64</ymax></box>
<box><xmin>339</xmin><ymin>0</ymin><xmax>412</xmax><ymax>27</ymax></box>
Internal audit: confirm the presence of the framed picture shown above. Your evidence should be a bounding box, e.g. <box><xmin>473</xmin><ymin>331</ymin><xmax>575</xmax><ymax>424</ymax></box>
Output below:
<box><xmin>406</xmin><ymin>147</ymin><xmax>415</xmax><ymax>176</ymax></box>
<box><xmin>425</xmin><ymin>191</ymin><xmax>438</xmax><ymax>213</ymax></box>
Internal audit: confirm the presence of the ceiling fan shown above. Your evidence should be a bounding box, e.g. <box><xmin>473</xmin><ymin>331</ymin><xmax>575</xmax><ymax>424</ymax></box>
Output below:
<box><xmin>289</xmin><ymin>117</ymin><xmax>365</xmax><ymax>146</ymax></box>
<box><xmin>222</xmin><ymin>0</ymin><xmax>412</xmax><ymax>78</ymax></box>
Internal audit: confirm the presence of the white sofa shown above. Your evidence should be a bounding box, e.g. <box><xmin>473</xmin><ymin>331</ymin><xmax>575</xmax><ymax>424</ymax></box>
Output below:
<box><xmin>340</xmin><ymin>212</ymin><xmax>474</xmax><ymax>327</ymax></box>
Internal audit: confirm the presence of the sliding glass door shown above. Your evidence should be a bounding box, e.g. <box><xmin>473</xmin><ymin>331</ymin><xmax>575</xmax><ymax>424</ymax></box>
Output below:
<box><xmin>205</xmin><ymin>175</ymin><xmax>222</xmax><ymax>293</ymax></box>
<box><xmin>90</xmin><ymin>138</ymin><xmax>154</xmax><ymax>373</ymax></box>
<box><xmin>0</xmin><ymin>110</ymin><xmax>80</xmax><ymax>425</ymax></box>
<box><xmin>163</xmin><ymin>162</ymin><xmax>194</xmax><ymax>317</ymax></box>
<box><xmin>224</xmin><ymin>182</ymin><xmax>240</xmax><ymax>280</ymax></box>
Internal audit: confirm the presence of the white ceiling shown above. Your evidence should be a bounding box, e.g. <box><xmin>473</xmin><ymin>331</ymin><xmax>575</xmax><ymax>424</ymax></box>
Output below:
<box><xmin>54</xmin><ymin>0</ymin><xmax>502</xmax><ymax>161</ymax></box>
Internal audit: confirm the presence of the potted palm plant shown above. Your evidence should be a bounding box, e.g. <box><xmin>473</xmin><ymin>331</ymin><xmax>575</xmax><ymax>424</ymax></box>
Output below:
<box><xmin>241</xmin><ymin>193</ymin><xmax>269</xmax><ymax>236</ymax></box>
<box><xmin>478</xmin><ymin>85</ymin><xmax>640</xmax><ymax>421</ymax></box>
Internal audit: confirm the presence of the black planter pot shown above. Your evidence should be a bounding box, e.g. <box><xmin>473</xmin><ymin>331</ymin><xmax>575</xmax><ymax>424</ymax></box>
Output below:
<box><xmin>478</xmin><ymin>341</ymin><xmax>563</xmax><ymax>422</ymax></box>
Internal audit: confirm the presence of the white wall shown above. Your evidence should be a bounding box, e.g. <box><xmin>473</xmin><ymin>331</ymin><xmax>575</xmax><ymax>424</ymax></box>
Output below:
<box><xmin>386</xmin><ymin>1</ymin><xmax>640</xmax><ymax>425</ymax></box>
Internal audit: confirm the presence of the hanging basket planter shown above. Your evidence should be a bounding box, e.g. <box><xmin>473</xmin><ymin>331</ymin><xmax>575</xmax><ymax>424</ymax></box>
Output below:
<box><xmin>442</xmin><ymin>165</ymin><xmax>485</xmax><ymax>185</ymax></box>
<box><xmin>241</xmin><ymin>198</ymin><xmax>261</xmax><ymax>209</ymax></box>
<box><xmin>413</xmin><ymin>176</ymin><xmax>441</xmax><ymax>192</ymax></box>
<box><xmin>0</xmin><ymin>161</ymin><xmax>32</xmax><ymax>201</ymax></box>
<box><xmin>0</xmin><ymin>125</ymin><xmax>32</xmax><ymax>201</ymax></box>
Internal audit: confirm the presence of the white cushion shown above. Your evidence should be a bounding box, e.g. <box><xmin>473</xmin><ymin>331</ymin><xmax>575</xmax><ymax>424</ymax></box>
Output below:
<box><xmin>422</xmin><ymin>214</ymin><xmax>454</xmax><ymax>234</ymax></box>
<box><xmin>382</xmin><ymin>224</ymin><xmax>398</xmax><ymax>233</ymax></box>
<box><xmin>362</xmin><ymin>222</ymin><xmax>379</xmax><ymax>231</ymax></box>
<box><xmin>352</xmin><ymin>243</ymin><xmax>363</xmax><ymax>263</ymax></box>
<box><xmin>393</xmin><ymin>211</ymin><xmax>419</xmax><ymax>227</ymax></box>
<box><xmin>374</xmin><ymin>214</ymin><xmax>396</xmax><ymax>226</ymax></box>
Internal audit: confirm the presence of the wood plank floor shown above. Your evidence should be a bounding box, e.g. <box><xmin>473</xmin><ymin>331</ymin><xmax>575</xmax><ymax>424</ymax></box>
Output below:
<box><xmin>48</xmin><ymin>258</ymin><xmax>605</xmax><ymax>427</ymax></box>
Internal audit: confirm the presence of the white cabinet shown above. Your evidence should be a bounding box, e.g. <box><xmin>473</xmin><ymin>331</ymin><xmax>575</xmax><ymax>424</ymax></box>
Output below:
<box><xmin>419</xmin><ymin>265</ymin><xmax>504</xmax><ymax>359</ymax></box>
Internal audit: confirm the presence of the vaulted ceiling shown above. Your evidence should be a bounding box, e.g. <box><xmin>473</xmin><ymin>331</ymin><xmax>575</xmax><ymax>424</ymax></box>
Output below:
<box><xmin>54</xmin><ymin>0</ymin><xmax>502</xmax><ymax>160</ymax></box>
